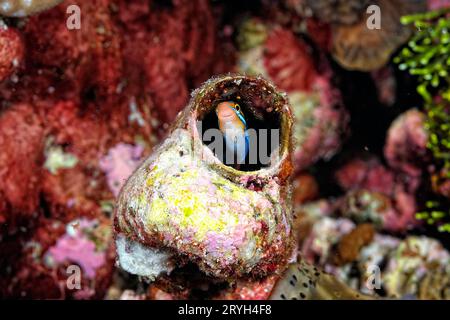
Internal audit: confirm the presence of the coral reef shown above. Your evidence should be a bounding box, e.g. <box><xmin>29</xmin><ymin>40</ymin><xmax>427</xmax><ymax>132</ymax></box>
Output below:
<box><xmin>0</xmin><ymin>103</ymin><xmax>43</xmax><ymax>236</ymax></box>
<box><xmin>335</xmin><ymin>156</ymin><xmax>420</xmax><ymax>232</ymax></box>
<box><xmin>0</xmin><ymin>0</ymin><xmax>236</xmax><ymax>299</ymax></box>
<box><xmin>297</xmin><ymin>208</ymin><xmax>450</xmax><ymax>298</ymax></box>
<box><xmin>1</xmin><ymin>0</ymin><xmax>449</xmax><ymax>301</ymax></box>
<box><xmin>1</xmin><ymin>216</ymin><xmax>114</xmax><ymax>299</ymax></box>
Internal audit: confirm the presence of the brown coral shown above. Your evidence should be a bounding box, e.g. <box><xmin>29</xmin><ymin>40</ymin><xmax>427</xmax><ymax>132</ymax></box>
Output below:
<box><xmin>293</xmin><ymin>173</ymin><xmax>319</xmax><ymax>205</ymax></box>
<box><xmin>335</xmin><ymin>223</ymin><xmax>375</xmax><ymax>265</ymax></box>
<box><xmin>306</xmin><ymin>0</ymin><xmax>371</xmax><ymax>25</ymax></box>
<box><xmin>330</xmin><ymin>0</ymin><xmax>426</xmax><ymax>71</ymax></box>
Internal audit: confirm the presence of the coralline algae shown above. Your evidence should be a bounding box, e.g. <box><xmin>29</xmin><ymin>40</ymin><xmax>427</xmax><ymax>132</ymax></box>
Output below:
<box><xmin>45</xmin><ymin>218</ymin><xmax>108</xmax><ymax>279</ymax></box>
<box><xmin>99</xmin><ymin>143</ymin><xmax>144</xmax><ymax>197</ymax></box>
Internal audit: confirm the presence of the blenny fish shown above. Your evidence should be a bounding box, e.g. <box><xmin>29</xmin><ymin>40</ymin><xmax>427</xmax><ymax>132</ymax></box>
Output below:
<box><xmin>216</xmin><ymin>101</ymin><xmax>250</xmax><ymax>168</ymax></box>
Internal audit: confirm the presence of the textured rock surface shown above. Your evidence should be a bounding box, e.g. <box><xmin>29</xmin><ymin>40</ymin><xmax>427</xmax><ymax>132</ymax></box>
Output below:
<box><xmin>114</xmin><ymin>75</ymin><xmax>295</xmax><ymax>282</ymax></box>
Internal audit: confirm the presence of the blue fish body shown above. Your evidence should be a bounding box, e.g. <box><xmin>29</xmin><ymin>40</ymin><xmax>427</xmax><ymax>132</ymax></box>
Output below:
<box><xmin>216</xmin><ymin>102</ymin><xmax>250</xmax><ymax>165</ymax></box>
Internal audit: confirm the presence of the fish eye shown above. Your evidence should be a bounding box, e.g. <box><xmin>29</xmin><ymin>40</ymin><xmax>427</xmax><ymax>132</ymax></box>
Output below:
<box><xmin>234</xmin><ymin>104</ymin><xmax>240</xmax><ymax>112</ymax></box>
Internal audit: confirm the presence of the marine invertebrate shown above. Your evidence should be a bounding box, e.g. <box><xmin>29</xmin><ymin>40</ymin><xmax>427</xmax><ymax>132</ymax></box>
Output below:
<box><xmin>292</xmin><ymin>173</ymin><xmax>319</xmax><ymax>205</ymax></box>
<box><xmin>263</xmin><ymin>28</ymin><xmax>317</xmax><ymax>93</ymax></box>
<box><xmin>289</xmin><ymin>87</ymin><xmax>349</xmax><ymax>170</ymax></box>
<box><xmin>309</xmin><ymin>0</ymin><xmax>426</xmax><ymax>71</ymax></box>
<box><xmin>142</xmin><ymin>0</ymin><xmax>232</xmax><ymax>124</ymax></box>
<box><xmin>334</xmin><ymin>223</ymin><xmax>375</xmax><ymax>265</ymax></box>
<box><xmin>335</xmin><ymin>156</ymin><xmax>421</xmax><ymax>232</ymax></box>
<box><xmin>357</xmin><ymin>234</ymin><xmax>401</xmax><ymax>295</ymax></box>
<box><xmin>44</xmin><ymin>141</ymin><xmax>78</xmax><ymax>175</ymax></box>
<box><xmin>11</xmin><ymin>1</ymin><xmax>123</xmax><ymax>108</ymax></box>
<box><xmin>301</xmin><ymin>217</ymin><xmax>355</xmax><ymax>265</ymax></box>
<box><xmin>335</xmin><ymin>156</ymin><xmax>395</xmax><ymax>195</ymax></box>
<box><xmin>293</xmin><ymin>199</ymin><xmax>335</xmax><ymax>248</ymax></box>
<box><xmin>428</xmin><ymin>0</ymin><xmax>450</xmax><ymax>10</ymax></box>
<box><xmin>114</xmin><ymin>75</ymin><xmax>295</xmax><ymax>296</ymax></box>
<box><xmin>0</xmin><ymin>0</ymin><xmax>63</xmax><ymax>17</ymax></box>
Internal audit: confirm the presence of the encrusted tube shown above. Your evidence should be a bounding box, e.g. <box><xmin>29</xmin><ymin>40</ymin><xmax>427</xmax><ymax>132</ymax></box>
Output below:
<box><xmin>113</xmin><ymin>75</ymin><xmax>295</xmax><ymax>284</ymax></box>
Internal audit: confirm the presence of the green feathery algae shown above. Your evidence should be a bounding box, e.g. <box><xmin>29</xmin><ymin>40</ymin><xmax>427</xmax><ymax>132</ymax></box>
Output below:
<box><xmin>395</xmin><ymin>8</ymin><xmax>450</xmax><ymax>232</ymax></box>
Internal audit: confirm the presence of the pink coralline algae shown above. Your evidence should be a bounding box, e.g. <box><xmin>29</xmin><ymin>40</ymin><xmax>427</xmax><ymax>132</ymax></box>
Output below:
<box><xmin>384</xmin><ymin>109</ymin><xmax>429</xmax><ymax>178</ymax></box>
<box><xmin>290</xmin><ymin>81</ymin><xmax>349</xmax><ymax>170</ymax></box>
<box><xmin>427</xmin><ymin>0</ymin><xmax>450</xmax><ymax>10</ymax></box>
<box><xmin>0</xmin><ymin>103</ymin><xmax>44</xmax><ymax>235</ymax></box>
<box><xmin>0</xmin><ymin>25</ymin><xmax>24</xmax><ymax>82</ymax></box>
<box><xmin>335</xmin><ymin>156</ymin><xmax>421</xmax><ymax>232</ymax></box>
<box><xmin>45</xmin><ymin>219</ymin><xmax>106</xmax><ymax>279</ymax></box>
<box><xmin>336</xmin><ymin>157</ymin><xmax>395</xmax><ymax>195</ymax></box>
<box><xmin>99</xmin><ymin>143</ymin><xmax>144</xmax><ymax>197</ymax></box>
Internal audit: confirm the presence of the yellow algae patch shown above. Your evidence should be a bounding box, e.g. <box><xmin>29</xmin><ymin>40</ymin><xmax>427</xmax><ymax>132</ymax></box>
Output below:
<box><xmin>148</xmin><ymin>197</ymin><xmax>168</xmax><ymax>226</ymax></box>
<box><xmin>144</xmin><ymin>168</ymin><xmax>252</xmax><ymax>241</ymax></box>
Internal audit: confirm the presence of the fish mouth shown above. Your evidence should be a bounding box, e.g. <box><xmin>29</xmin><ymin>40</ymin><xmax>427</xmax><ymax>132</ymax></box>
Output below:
<box><xmin>216</xmin><ymin>106</ymin><xmax>235</xmax><ymax>120</ymax></box>
<box><xmin>217</xmin><ymin>111</ymin><xmax>234</xmax><ymax>120</ymax></box>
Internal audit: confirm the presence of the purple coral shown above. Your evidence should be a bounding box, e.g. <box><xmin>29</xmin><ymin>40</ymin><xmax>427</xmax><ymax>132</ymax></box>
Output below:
<box><xmin>99</xmin><ymin>143</ymin><xmax>144</xmax><ymax>197</ymax></box>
